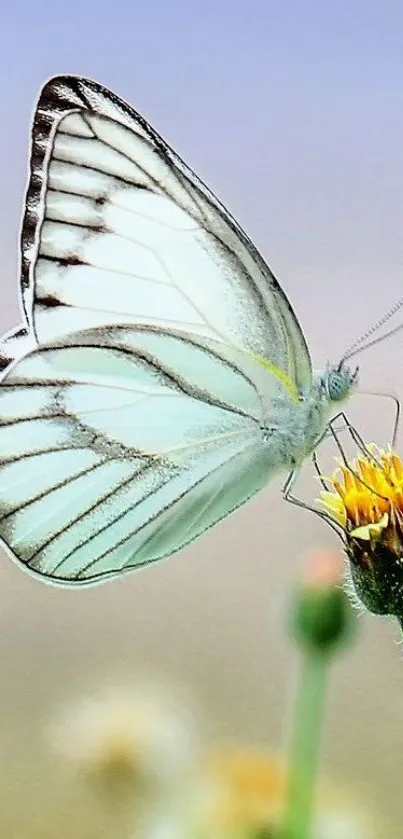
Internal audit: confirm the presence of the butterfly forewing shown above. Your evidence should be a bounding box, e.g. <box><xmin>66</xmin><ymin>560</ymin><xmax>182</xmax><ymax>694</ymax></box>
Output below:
<box><xmin>19</xmin><ymin>75</ymin><xmax>312</xmax><ymax>393</ymax></box>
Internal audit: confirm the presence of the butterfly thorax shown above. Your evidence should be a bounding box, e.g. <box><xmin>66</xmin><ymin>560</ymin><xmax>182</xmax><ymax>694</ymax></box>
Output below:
<box><xmin>261</xmin><ymin>361</ymin><xmax>358</xmax><ymax>469</ymax></box>
<box><xmin>261</xmin><ymin>390</ymin><xmax>328</xmax><ymax>469</ymax></box>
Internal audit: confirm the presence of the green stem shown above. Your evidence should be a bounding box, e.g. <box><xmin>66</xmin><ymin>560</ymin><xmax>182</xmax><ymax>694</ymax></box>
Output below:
<box><xmin>281</xmin><ymin>649</ymin><xmax>328</xmax><ymax>839</ymax></box>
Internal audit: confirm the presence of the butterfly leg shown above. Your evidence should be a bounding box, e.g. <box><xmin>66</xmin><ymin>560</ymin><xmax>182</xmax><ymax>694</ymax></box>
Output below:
<box><xmin>282</xmin><ymin>417</ymin><xmax>334</xmax><ymax>510</ymax></box>
<box><xmin>312</xmin><ymin>449</ymin><xmax>327</xmax><ymax>491</ymax></box>
<box><xmin>282</xmin><ymin>476</ymin><xmax>343</xmax><ymax>538</ymax></box>
<box><xmin>282</xmin><ymin>465</ymin><xmax>341</xmax><ymax>534</ymax></box>
<box><xmin>328</xmin><ymin>409</ymin><xmax>400</xmax><ymax>488</ymax></box>
<box><xmin>327</xmin><ymin>412</ymin><xmax>388</xmax><ymax>477</ymax></box>
<box><xmin>328</xmin><ymin>403</ymin><xmax>400</xmax><ymax>458</ymax></box>
<box><xmin>282</xmin><ymin>414</ymin><xmax>373</xmax><ymax>536</ymax></box>
<box><xmin>327</xmin><ymin>411</ymin><xmax>370</xmax><ymax>459</ymax></box>
<box><xmin>317</xmin><ymin>412</ymin><xmax>389</xmax><ymax>502</ymax></box>
<box><xmin>281</xmin><ymin>467</ymin><xmax>310</xmax><ymax>513</ymax></box>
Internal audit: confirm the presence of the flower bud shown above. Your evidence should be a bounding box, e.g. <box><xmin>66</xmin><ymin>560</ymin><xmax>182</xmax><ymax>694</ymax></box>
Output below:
<box><xmin>291</xmin><ymin>551</ymin><xmax>354</xmax><ymax>653</ymax></box>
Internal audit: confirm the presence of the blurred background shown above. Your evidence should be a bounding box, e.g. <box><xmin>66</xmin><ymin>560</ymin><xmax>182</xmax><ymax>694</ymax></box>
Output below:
<box><xmin>0</xmin><ymin>1</ymin><xmax>403</xmax><ymax>836</ymax></box>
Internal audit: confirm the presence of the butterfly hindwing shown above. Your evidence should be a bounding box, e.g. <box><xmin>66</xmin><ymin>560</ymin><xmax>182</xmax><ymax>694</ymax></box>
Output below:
<box><xmin>0</xmin><ymin>326</ymin><xmax>290</xmax><ymax>583</ymax></box>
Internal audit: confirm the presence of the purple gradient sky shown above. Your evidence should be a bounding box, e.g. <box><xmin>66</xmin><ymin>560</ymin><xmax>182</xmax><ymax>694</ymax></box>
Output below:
<box><xmin>0</xmin><ymin>4</ymin><xmax>403</xmax><ymax>832</ymax></box>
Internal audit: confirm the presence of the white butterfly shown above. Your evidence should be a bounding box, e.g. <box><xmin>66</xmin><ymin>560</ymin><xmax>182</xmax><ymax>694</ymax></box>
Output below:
<box><xmin>0</xmin><ymin>75</ymin><xmax>357</xmax><ymax>585</ymax></box>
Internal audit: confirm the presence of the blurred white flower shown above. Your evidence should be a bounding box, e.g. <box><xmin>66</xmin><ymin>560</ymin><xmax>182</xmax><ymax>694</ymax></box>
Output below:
<box><xmin>47</xmin><ymin>681</ymin><xmax>199</xmax><ymax>792</ymax></box>
<box><xmin>314</xmin><ymin>809</ymin><xmax>375</xmax><ymax>839</ymax></box>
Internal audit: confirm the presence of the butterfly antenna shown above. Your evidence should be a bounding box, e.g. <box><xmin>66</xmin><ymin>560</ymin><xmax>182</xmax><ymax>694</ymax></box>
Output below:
<box><xmin>354</xmin><ymin>390</ymin><xmax>401</xmax><ymax>450</ymax></box>
<box><xmin>342</xmin><ymin>294</ymin><xmax>403</xmax><ymax>361</ymax></box>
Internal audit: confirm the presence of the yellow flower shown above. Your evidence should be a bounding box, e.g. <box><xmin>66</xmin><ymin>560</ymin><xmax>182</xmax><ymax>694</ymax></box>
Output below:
<box><xmin>319</xmin><ymin>445</ymin><xmax>403</xmax><ymax>620</ymax></box>
<box><xmin>320</xmin><ymin>445</ymin><xmax>403</xmax><ymax>540</ymax></box>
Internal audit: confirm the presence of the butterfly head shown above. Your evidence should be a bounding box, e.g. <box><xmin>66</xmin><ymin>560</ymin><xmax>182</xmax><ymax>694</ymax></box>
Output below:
<box><xmin>323</xmin><ymin>361</ymin><xmax>359</xmax><ymax>403</ymax></box>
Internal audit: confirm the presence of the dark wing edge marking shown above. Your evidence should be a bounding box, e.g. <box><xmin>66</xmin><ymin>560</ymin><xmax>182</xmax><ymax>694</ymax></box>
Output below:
<box><xmin>0</xmin><ymin>326</ymin><xmax>36</xmax><ymax>376</ymax></box>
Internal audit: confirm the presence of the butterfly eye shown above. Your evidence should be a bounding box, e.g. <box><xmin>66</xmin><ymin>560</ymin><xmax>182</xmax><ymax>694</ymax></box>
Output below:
<box><xmin>327</xmin><ymin>370</ymin><xmax>351</xmax><ymax>402</ymax></box>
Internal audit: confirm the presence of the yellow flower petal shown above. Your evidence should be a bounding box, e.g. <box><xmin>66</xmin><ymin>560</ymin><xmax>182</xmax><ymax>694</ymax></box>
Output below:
<box><xmin>319</xmin><ymin>492</ymin><xmax>347</xmax><ymax>527</ymax></box>
<box><xmin>349</xmin><ymin>513</ymin><xmax>389</xmax><ymax>541</ymax></box>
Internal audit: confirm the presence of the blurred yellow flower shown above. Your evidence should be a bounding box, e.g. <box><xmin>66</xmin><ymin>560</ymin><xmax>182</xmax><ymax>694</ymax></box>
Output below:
<box><xmin>192</xmin><ymin>746</ymin><xmax>380</xmax><ymax>839</ymax></box>
<box><xmin>202</xmin><ymin>747</ymin><xmax>284</xmax><ymax>834</ymax></box>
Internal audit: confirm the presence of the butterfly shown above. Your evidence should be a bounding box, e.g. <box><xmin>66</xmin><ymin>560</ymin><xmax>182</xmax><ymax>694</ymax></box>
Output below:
<box><xmin>0</xmin><ymin>75</ymin><xmax>357</xmax><ymax>585</ymax></box>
